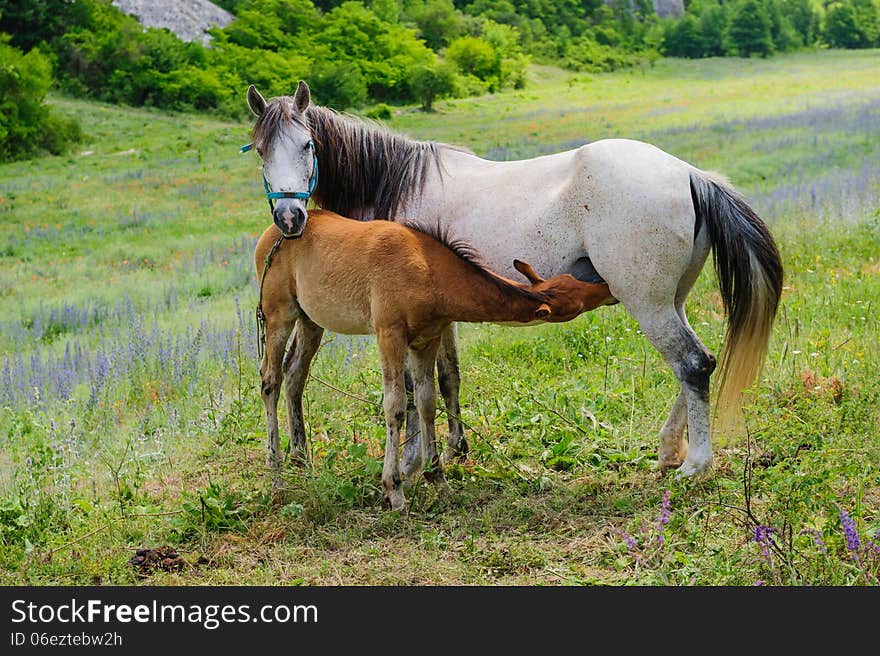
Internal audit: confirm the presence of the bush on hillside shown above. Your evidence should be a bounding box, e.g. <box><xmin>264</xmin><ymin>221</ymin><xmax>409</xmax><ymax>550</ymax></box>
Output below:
<box><xmin>0</xmin><ymin>36</ymin><xmax>82</xmax><ymax>162</ymax></box>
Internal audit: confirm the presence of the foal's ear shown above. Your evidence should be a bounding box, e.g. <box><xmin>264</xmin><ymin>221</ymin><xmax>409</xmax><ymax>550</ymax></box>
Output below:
<box><xmin>247</xmin><ymin>84</ymin><xmax>267</xmax><ymax>117</ymax></box>
<box><xmin>535</xmin><ymin>303</ymin><xmax>551</xmax><ymax>320</ymax></box>
<box><xmin>294</xmin><ymin>80</ymin><xmax>311</xmax><ymax>113</ymax></box>
<box><xmin>514</xmin><ymin>259</ymin><xmax>545</xmax><ymax>284</ymax></box>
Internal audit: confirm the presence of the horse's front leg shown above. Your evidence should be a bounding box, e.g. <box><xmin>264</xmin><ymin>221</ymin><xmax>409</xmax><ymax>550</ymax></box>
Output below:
<box><xmin>282</xmin><ymin>314</ymin><xmax>324</xmax><ymax>463</ymax></box>
<box><xmin>377</xmin><ymin>328</ymin><xmax>407</xmax><ymax>511</ymax></box>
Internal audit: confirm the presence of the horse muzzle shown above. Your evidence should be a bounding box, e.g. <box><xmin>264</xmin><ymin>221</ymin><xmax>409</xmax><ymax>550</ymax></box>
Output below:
<box><xmin>273</xmin><ymin>200</ymin><xmax>308</xmax><ymax>238</ymax></box>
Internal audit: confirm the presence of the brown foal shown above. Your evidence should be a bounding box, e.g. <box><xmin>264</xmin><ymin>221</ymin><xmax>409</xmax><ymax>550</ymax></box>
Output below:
<box><xmin>256</xmin><ymin>209</ymin><xmax>616</xmax><ymax>510</ymax></box>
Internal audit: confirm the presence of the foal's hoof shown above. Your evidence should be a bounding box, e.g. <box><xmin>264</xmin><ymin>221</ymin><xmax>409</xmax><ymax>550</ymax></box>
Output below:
<box><xmin>658</xmin><ymin>457</ymin><xmax>684</xmax><ymax>475</ymax></box>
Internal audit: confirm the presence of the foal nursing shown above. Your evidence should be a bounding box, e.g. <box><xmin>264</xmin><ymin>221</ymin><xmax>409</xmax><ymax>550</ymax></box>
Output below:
<box><xmin>256</xmin><ymin>210</ymin><xmax>615</xmax><ymax>510</ymax></box>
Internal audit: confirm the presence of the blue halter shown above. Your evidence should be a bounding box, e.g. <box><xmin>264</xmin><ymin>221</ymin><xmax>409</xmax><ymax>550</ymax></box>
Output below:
<box><xmin>240</xmin><ymin>141</ymin><xmax>318</xmax><ymax>216</ymax></box>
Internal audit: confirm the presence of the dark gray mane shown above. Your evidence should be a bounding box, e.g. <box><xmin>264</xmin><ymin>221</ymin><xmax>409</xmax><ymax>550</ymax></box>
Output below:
<box><xmin>306</xmin><ymin>105</ymin><xmax>445</xmax><ymax>219</ymax></box>
<box><xmin>405</xmin><ymin>221</ymin><xmax>552</xmax><ymax>305</ymax></box>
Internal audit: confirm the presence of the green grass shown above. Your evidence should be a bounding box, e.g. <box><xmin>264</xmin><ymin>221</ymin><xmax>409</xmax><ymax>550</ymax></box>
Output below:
<box><xmin>0</xmin><ymin>50</ymin><xmax>878</xmax><ymax>585</ymax></box>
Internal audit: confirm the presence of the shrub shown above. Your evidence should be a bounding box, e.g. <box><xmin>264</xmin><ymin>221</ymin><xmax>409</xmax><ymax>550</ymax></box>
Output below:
<box><xmin>446</xmin><ymin>35</ymin><xmax>499</xmax><ymax>81</ymax></box>
<box><xmin>0</xmin><ymin>36</ymin><xmax>83</xmax><ymax>162</ymax></box>
<box><xmin>307</xmin><ymin>59</ymin><xmax>368</xmax><ymax>109</ymax></box>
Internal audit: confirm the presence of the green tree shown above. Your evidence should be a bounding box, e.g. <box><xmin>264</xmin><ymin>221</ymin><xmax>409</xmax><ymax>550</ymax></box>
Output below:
<box><xmin>850</xmin><ymin>0</ymin><xmax>880</xmax><ymax>45</ymax></box>
<box><xmin>409</xmin><ymin>61</ymin><xmax>457</xmax><ymax>110</ymax></box>
<box><xmin>0</xmin><ymin>36</ymin><xmax>82</xmax><ymax>161</ymax></box>
<box><xmin>698</xmin><ymin>1</ymin><xmax>730</xmax><ymax>56</ymax></box>
<box><xmin>823</xmin><ymin>1</ymin><xmax>875</xmax><ymax>48</ymax></box>
<box><xmin>782</xmin><ymin>0</ymin><xmax>821</xmax><ymax>45</ymax></box>
<box><xmin>411</xmin><ymin>0</ymin><xmax>464</xmax><ymax>50</ymax></box>
<box><xmin>663</xmin><ymin>14</ymin><xmax>705</xmax><ymax>58</ymax></box>
<box><xmin>315</xmin><ymin>1</ymin><xmax>434</xmax><ymax>101</ymax></box>
<box><xmin>724</xmin><ymin>0</ymin><xmax>774</xmax><ymax>57</ymax></box>
<box><xmin>766</xmin><ymin>0</ymin><xmax>803</xmax><ymax>51</ymax></box>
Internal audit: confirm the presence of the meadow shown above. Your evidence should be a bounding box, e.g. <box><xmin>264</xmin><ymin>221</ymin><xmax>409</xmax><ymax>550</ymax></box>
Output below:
<box><xmin>0</xmin><ymin>50</ymin><xmax>878</xmax><ymax>585</ymax></box>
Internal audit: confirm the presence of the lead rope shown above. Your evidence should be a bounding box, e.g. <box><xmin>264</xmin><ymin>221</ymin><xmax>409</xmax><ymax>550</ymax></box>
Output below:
<box><xmin>255</xmin><ymin>233</ymin><xmax>288</xmax><ymax>361</ymax></box>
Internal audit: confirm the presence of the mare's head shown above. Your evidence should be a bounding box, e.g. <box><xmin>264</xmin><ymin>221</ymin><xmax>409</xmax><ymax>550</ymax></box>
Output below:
<box><xmin>247</xmin><ymin>82</ymin><xmax>316</xmax><ymax>238</ymax></box>
<box><xmin>513</xmin><ymin>259</ymin><xmax>617</xmax><ymax>322</ymax></box>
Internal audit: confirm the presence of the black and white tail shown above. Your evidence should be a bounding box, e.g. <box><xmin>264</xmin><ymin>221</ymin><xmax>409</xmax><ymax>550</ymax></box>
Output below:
<box><xmin>690</xmin><ymin>171</ymin><xmax>783</xmax><ymax>425</ymax></box>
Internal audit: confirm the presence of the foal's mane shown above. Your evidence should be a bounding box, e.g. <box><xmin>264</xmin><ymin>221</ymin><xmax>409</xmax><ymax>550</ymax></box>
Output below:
<box><xmin>406</xmin><ymin>221</ymin><xmax>552</xmax><ymax>305</ymax></box>
<box><xmin>306</xmin><ymin>105</ymin><xmax>452</xmax><ymax>219</ymax></box>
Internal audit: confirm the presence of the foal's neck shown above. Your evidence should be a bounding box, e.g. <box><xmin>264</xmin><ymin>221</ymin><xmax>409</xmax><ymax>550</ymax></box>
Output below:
<box><xmin>438</xmin><ymin>259</ymin><xmax>545</xmax><ymax>325</ymax></box>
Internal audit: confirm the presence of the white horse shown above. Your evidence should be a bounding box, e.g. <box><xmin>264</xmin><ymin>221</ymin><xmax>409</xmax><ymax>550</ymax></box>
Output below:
<box><xmin>245</xmin><ymin>81</ymin><xmax>783</xmax><ymax>480</ymax></box>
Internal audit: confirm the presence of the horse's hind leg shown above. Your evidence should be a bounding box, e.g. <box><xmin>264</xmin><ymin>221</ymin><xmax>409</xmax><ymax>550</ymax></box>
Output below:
<box><xmin>631</xmin><ymin>305</ymin><xmax>716</xmax><ymax>477</ymax></box>
<box><xmin>282</xmin><ymin>314</ymin><xmax>324</xmax><ymax>463</ymax></box>
<box><xmin>657</xmin><ymin>236</ymin><xmax>711</xmax><ymax>472</ymax></box>
<box><xmin>407</xmin><ymin>339</ymin><xmax>449</xmax><ymax>490</ymax></box>
<box><xmin>261</xmin><ymin>314</ymin><xmax>296</xmax><ymax>468</ymax></box>
<box><xmin>437</xmin><ymin>324</ymin><xmax>468</xmax><ymax>464</ymax></box>
<box><xmin>377</xmin><ymin>328</ymin><xmax>408</xmax><ymax>511</ymax></box>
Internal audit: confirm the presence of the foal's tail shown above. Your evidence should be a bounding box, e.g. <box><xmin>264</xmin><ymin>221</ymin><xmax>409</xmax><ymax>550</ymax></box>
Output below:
<box><xmin>690</xmin><ymin>170</ymin><xmax>783</xmax><ymax>427</ymax></box>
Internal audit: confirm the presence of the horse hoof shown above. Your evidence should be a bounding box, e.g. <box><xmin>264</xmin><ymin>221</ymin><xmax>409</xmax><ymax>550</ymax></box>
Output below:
<box><xmin>384</xmin><ymin>489</ymin><xmax>406</xmax><ymax>512</ymax></box>
<box><xmin>674</xmin><ymin>459</ymin><xmax>712</xmax><ymax>479</ymax></box>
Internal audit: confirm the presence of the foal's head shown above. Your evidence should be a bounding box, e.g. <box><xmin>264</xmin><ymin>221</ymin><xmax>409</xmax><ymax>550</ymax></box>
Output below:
<box><xmin>247</xmin><ymin>82</ymin><xmax>315</xmax><ymax>238</ymax></box>
<box><xmin>513</xmin><ymin>259</ymin><xmax>616</xmax><ymax>322</ymax></box>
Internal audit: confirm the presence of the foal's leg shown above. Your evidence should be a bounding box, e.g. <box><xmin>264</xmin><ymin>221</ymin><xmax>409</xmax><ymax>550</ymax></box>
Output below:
<box><xmin>282</xmin><ymin>315</ymin><xmax>324</xmax><ymax>463</ymax></box>
<box><xmin>261</xmin><ymin>314</ymin><xmax>296</xmax><ymax>468</ymax></box>
<box><xmin>437</xmin><ymin>324</ymin><xmax>468</xmax><ymax>464</ymax></box>
<box><xmin>401</xmin><ymin>369</ymin><xmax>423</xmax><ymax>480</ymax></box>
<box><xmin>407</xmin><ymin>340</ymin><xmax>448</xmax><ymax>489</ymax></box>
<box><xmin>402</xmin><ymin>324</ymin><xmax>468</xmax><ymax>476</ymax></box>
<box><xmin>377</xmin><ymin>328</ymin><xmax>408</xmax><ymax>511</ymax></box>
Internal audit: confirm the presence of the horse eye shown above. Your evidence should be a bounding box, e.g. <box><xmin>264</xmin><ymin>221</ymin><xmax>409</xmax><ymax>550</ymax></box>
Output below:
<box><xmin>303</xmin><ymin>143</ymin><xmax>312</xmax><ymax>152</ymax></box>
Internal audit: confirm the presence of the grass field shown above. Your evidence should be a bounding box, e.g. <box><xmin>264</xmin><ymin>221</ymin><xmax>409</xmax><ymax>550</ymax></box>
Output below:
<box><xmin>1</xmin><ymin>50</ymin><xmax>878</xmax><ymax>585</ymax></box>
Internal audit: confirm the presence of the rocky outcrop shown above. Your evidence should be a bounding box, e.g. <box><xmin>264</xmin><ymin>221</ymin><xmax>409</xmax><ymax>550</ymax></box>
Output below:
<box><xmin>653</xmin><ymin>0</ymin><xmax>684</xmax><ymax>18</ymax></box>
<box><xmin>112</xmin><ymin>0</ymin><xmax>234</xmax><ymax>45</ymax></box>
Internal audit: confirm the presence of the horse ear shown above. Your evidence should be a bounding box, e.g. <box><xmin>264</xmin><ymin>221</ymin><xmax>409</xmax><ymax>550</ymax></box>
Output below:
<box><xmin>247</xmin><ymin>84</ymin><xmax>267</xmax><ymax>117</ymax></box>
<box><xmin>294</xmin><ymin>80</ymin><xmax>311</xmax><ymax>113</ymax></box>
<box><xmin>535</xmin><ymin>303</ymin><xmax>551</xmax><ymax>319</ymax></box>
<box><xmin>514</xmin><ymin>259</ymin><xmax>545</xmax><ymax>284</ymax></box>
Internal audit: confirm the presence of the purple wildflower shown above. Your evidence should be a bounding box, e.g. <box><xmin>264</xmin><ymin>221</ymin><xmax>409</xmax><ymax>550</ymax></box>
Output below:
<box><xmin>657</xmin><ymin>490</ymin><xmax>671</xmax><ymax>526</ymax></box>
<box><xmin>754</xmin><ymin>580</ymin><xmax>765</xmax><ymax>586</ymax></box>
<box><xmin>800</xmin><ymin>528</ymin><xmax>827</xmax><ymax>553</ymax></box>
<box><xmin>838</xmin><ymin>507</ymin><xmax>860</xmax><ymax>554</ymax></box>
<box><xmin>754</xmin><ymin>525</ymin><xmax>773</xmax><ymax>560</ymax></box>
